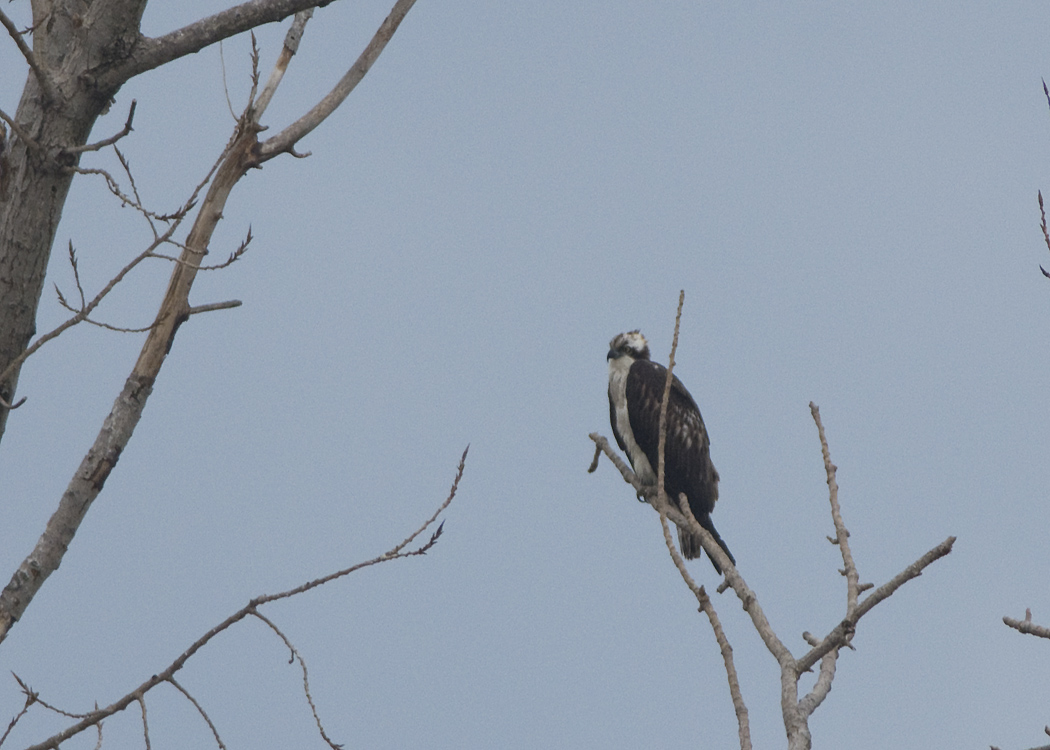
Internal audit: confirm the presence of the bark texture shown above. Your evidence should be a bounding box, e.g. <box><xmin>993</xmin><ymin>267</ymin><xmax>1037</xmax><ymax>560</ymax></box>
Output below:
<box><xmin>0</xmin><ymin>1</ymin><xmax>149</xmax><ymax>441</ymax></box>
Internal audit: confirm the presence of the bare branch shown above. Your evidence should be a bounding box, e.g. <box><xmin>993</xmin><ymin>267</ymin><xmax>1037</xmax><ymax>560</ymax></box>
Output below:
<box><xmin>257</xmin><ymin>0</ymin><xmax>418</xmax><ymax>160</ymax></box>
<box><xmin>655</xmin><ymin>290</ymin><xmax>684</xmax><ymax>517</ymax></box>
<box><xmin>0</xmin><ymin>142</ymin><xmax>230</xmax><ymax>636</ymax></box>
<box><xmin>0</xmin><ymin>7</ymin><xmax>58</xmax><ymax>103</ymax></box>
<box><xmin>105</xmin><ymin>0</ymin><xmax>343</xmax><ymax>86</ymax></box>
<box><xmin>795</xmin><ymin>536</ymin><xmax>956</xmax><ymax>674</ymax></box>
<box><xmin>809</xmin><ymin>402</ymin><xmax>859</xmax><ymax>611</ymax></box>
<box><xmin>136</xmin><ymin>695</ymin><xmax>151</xmax><ymax>750</ymax></box>
<box><xmin>587</xmin><ymin>433</ymin><xmax>652</xmax><ymax>499</ymax></box>
<box><xmin>251</xmin><ymin>611</ymin><xmax>340</xmax><ymax>750</ymax></box>
<box><xmin>61</xmin><ymin>101</ymin><xmax>137</xmax><ymax>156</ymax></box>
<box><xmin>658</xmin><ymin>513</ymin><xmax>751</xmax><ymax>750</ymax></box>
<box><xmin>0</xmin><ymin>673</ymin><xmax>38</xmax><ymax>748</ymax></box>
<box><xmin>166</xmin><ymin>678</ymin><xmax>227</xmax><ymax>750</ymax></box>
<box><xmin>19</xmin><ymin>676</ymin><xmax>94</xmax><ymax>721</ymax></box>
<box><xmin>246</xmin><ymin>33</ymin><xmax>262</xmax><ymax>115</ymax></box>
<box><xmin>19</xmin><ymin>459</ymin><xmax>465</xmax><ymax>750</ymax></box>
<box><xmin>0</xmin><ymin>218</ymin><xmax>187</xmax><ymax>402</ymax></box>
<box><xmin>0</xmin><ymin>106</ymin><xmax>42</xmax><ymax>153</ymax></box>
<box><xmin>1039</xmin><ymin>191</ymin><xmax>1050</xmax><ymax>279</ymax></box>
<box><xmin>797</xmin><ymin>648</ymin><xmax>838</xmax><ymax>718</ymax></box>
<box><xmin>586</xmin><ymin>442</ymin><xmax>602</xmax><ymax>473</ymax></box>
<box><xmin>68</xmin><ymin>242</ymin><xmax>86</xmax><ymax>309</ymax></box>
<box><xmin>1004</xmin><ymin>609</ymin><xmax>1050</xmax><ymax>639</ymax></box>
<box><xmin>380</xmin><ymin>443</ymin><xmax>465</xmax><ymax>556</ymax></box>
<box><xmin>151</xmin><ymin>226</ymin><xmax>254</xmax><ymax>271</ymax></box>
<box><xmin>0</xmin><ymin>393</ymin><xmax>26</xmax><ymax>410</ymax></box>
<box><xmin>253</xmin><ymin>10</ymin><xmax>314</xmax><ymax>119</ymax></box>
<box><xmin>187</xmin><ymin>300</ymin><xmax>243</xmax><ymax>316</ymax></box>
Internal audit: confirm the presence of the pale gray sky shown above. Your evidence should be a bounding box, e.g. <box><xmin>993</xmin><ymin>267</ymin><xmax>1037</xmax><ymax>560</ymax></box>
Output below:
<box><xmin>3</xmin><ymin>2</ymin><xmax>1050</xmax><ymax>748</ymax></box>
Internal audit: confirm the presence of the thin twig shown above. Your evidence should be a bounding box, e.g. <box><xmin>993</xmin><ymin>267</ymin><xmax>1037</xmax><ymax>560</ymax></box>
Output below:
<box><xmin>0</xmin><ymin>674</ymin><xmax>38</xmax><ymax>749</ymax></box>
<box><xmin>658</xmin><ymin>513</ymin><xmax>751</xmax><ymax>749</ymax></box>
<box><xmin>655</xmin><ymin>290</ymin><xmax>684</xmax><ymax>523</ymax></box>
<box><xmin>809</xmin><ymin>402</ymin><xmax>859</xmax><ymax>610</ymax></box>
<box><xmin>91</xmin><ymin>718</ymin><xmax>102</xmax><ymax>750</ymax></box>
<box><xmin>62</xmin><ymin>102</ymin><xmax>137</xmax><ymax>155</ymax></box>
<box><xmin>12</xmin><ymin>673</ymin><xmax>91</xmax><ymax>719</ymax></box>
<box><xmin>150</xmin><ymin>226</ymin><xmax>253</xmax><ymax>270</ymax></box>
<box><xmin>136</xmin><ymin>695</ymin><xmax>151</xmax><ymax>750</ymax></box>
<box><xmin>251</xmin><ymin>611</ymin><xmax>340</xmax><ymax>750</ymax></box>
<box><xmin>794</xmin><ymin>536</ymin><xmax>956</xmax><ymax>674</ymax></box>
<box><xmin>386</xmin><ymin>444</ymin><xmax>467</xmax><ymax>557</ymax></box>
<box><xmin>0</xmin><ymin>7</ymin><xmax>58</xmax><ymax>103</ymax></box>
<box><xmin>219</xmin><ymin>41</ymin><xmax>238</xmax><ymax>122</ymax></box>
<box><xmin>1038</xmin><ymin>191</ymin><xmax>1050</xmax><ymax>279</ymax></box>
<box><xmin>0</xmin><ymin>106</ymin><xmax>42</xmax><ymax>153</ymax></box>
<box><xmin>167</xmin><ymin>678</ymin><xmax>227</xmax><ymax>750</ymax></box>
<box><xmin>20</xmin><ymin>451</ymin><xmax>466</xmax><ymax>750</ymax></box>
<box><xmin>0</xmin><ymin>135</ymin><xmax>230</xmax><ymax>405</ymax></box>
<box><xmin>246</xmin><ymin>32</ymin><xmax>261</xmax><ymax>118</ymax></box>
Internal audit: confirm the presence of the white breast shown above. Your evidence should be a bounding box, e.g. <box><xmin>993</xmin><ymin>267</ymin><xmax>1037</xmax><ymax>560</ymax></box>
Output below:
<box><xmin>608</xmin><ymin>359</ymin><xmax>656</xmax><ymax>484</ymax></box>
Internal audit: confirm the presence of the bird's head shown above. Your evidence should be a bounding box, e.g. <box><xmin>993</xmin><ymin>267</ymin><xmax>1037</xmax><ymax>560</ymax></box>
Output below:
<box><xmin>607</xmin><ymin>330</ymin><xmax>650</xmax><ymax>362</ymax></box>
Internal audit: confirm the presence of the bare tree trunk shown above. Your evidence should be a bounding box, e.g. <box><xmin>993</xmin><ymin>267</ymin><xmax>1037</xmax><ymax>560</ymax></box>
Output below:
<box><xmin>0</xmin><ymin>0</ymin><xmax>148</xmax><ymax>443</ymax></box>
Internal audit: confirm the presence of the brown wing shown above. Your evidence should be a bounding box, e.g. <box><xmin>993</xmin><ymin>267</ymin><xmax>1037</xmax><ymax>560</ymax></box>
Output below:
<box><xmin>625</xmin><ymin>359</ymin><xmax>719</xmax><ymax>515</ymax></box>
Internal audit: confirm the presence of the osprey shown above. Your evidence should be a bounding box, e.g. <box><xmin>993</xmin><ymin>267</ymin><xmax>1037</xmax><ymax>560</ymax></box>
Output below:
<box><xmin>607</xmin><ymin>330</ymin><xmax>734</xmax><ymax>573</ymax></box>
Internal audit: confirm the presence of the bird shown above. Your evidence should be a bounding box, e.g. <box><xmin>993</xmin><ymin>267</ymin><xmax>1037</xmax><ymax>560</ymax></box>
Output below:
<box><xmin>606</xmin><ymin>330</ymin><xmax>734</xmax><ymax>573</ymax></box>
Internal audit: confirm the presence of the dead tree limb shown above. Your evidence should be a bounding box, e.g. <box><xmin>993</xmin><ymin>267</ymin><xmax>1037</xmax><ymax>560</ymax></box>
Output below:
<box><xmin>589</xmin><ymin>299</ymin><xmax>955</xmax><ymax>750</ymax></box>
<box><xmin>1004</xmin><ymin>610</ymin><xmax>1050</xmax><ymax>640</ymax></box>
<box><xmin>17</xmin><ymin>446</ymin><xmax>464</xmax><ymax>750</ymax></box>
<box><xmin>0</xmin><ymin>0</ymin><xmax>419</xmax><ymax>646</ymax></box>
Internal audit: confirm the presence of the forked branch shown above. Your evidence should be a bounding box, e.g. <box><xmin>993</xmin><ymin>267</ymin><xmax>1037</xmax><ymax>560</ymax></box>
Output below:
<box><xmin>257</xmin><ymin>0</ymin><xmax>417</xmax><ymax>160</ymax></box>
<box><xmin>588</xmin><ymin>296</ymin><xmax>955</xmax><ymax>750</ymax></box>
